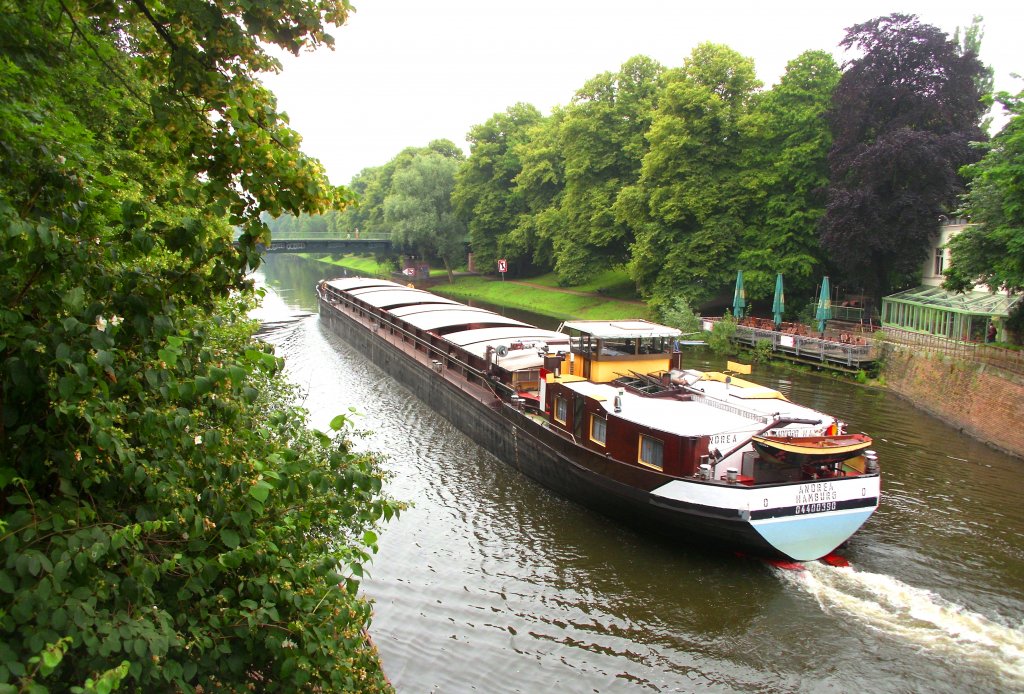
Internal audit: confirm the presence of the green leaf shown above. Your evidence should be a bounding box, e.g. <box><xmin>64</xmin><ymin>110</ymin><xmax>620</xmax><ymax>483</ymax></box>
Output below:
<box><xmin>248</xmin><ymin>480</ymin><xmax>272</xmax><ymax>502</ymax></box>
<box><xmin>220</xmin><ymin>528</ymin><xmax>240</xmax><ymax>549</ymax></box>
<box><xmin>62</xmin><ymin>287</ymin><xmax>85</xmax><ymax>310</ymax></box>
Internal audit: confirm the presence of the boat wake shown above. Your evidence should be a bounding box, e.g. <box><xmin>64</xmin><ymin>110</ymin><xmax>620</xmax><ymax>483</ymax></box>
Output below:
<box><xmin>777</xmin><ymin>561</ymin><xmax>1024</xmax><ymax>685</ymax></box>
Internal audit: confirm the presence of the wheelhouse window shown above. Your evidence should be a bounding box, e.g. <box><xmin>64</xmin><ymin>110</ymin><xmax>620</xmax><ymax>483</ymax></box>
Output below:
<box><xmin>590</xmin><ymin>414</ymin><xmax>607</xmax><ymax>446</ymax></box>
<box><xmin>639</xmin><ymin>434</ymin><xmax>664</xmax><ymax>469</ymax></box>
<box><xmin>554</xmin><ymin>395</ymin><xmax>568</xmax><ymax>424</ymax></box>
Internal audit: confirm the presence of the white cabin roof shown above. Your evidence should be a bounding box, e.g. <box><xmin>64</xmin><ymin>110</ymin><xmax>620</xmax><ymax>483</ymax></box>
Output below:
<box><xmin>324</xmin><ymin>277</ymin><xmax>400</xmax><ymax>292</ymax></box>
<box><xmin>350</xmin><ymin>288</ymin><xmax>456</xmax><ymax>309</ymax></box>
<box><xmin>400</xmin><ymin>308</ymin><xmax>529</xmax><ymax>332</ymax></box>
<box><xmin>561</xmin><ymin>380</ymin><xmax>755</xmax><ymax>438</ymax></box>
<box><xmin>444</xmin><ymin>326</ymin><xmax>568</xmax><ymax>348</ymax></box>
<box><xmin>559</xmin><ymin>375</ymin><xmax>829</xmax><ymax>441</ymax></box>
<box><xmin>561</xmin><ymin>319</ymin><xmax>681</xmax><ymax>339</ymax></box>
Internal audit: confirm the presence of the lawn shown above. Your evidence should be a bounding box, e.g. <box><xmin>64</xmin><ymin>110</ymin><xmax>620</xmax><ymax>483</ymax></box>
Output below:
<box><xmin>520</xmin><ymin>268</ymin><xmax>640</xmax><ymax>301</ymax></box>
<box><xmin>431</xmin><ymin>276</ymin><xmax>650</xmax><ymax>321</ymax></box>
<box><xmin>305</xmin><ymin>253</ymin><xmax>394</xmax><ymax>275</ymax></box>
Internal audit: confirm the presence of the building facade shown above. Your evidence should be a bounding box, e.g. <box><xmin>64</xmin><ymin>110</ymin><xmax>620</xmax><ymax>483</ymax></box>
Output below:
<box><xmin>880</xmin><ymin>219</ymin><xmax>1019</xmax><ymax>342</ymax></box>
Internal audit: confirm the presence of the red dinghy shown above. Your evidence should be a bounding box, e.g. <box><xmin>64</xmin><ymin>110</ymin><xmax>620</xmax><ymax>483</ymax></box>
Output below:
<box><xmin>751</xmin><ymin>433</ymin><xmax>872</xmax><ymax>468</ymax></box>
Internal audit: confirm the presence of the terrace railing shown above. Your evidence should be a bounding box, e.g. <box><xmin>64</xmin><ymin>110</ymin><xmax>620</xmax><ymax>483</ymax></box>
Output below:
<box><xmin>703</xmin><ymin>317</ymin><xmax>876</xmax><ymax>369</ymax></box>
<box><xmin>880</xmin><ymin>328</ymin><xmax>1024</xmax><ymax>376</ymax></box>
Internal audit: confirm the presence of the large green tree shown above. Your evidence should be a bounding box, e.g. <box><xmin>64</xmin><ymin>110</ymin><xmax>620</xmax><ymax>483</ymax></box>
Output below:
<box><xmin>820</xmin><ymin>13</ymin><xmax>989</xmax><ymax>304</ymax></box>
<box><xmin>1</xmin><ymin>0</ymin><xmax>398</xmax><ymax>689</ymax></box>
<box><xmin>944</xmin><ymin>89</ymin><xmax>1024</xmax><ymax>334</ymax></box>
<box><xmin>506</xmin><ymin>109</ymin><xmax>568</xmax><ymax>273</ymax></box>
<box><xmin>738</xmin><ymin>50</ymin><xmax>840</xmax><ymax>302</ymax></box>
<box><xmin>553</xmin><ymin>55</ymin><xmax>664</xmax><ymax>284</ymax></box>
<box><xmin>385</xmin><ymin>151</ymin><xmax>466</xmax><ymax>282</ymax></box>
<box><xmin>618</xmin><ymin>43</ymin><xmax>762</xmax><ymax>305</ymax></box>
<box><xmin>452</xmin><ymin>103</ymin><xmax>543</xmax><ymax>274</ymax></box>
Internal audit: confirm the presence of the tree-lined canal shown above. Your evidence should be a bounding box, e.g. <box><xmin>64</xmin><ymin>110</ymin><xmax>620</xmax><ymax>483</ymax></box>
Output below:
<box><xmin>256</xmin><ymin>254</ymin><xmax>1022</xmax><ymax>693</ymax></box>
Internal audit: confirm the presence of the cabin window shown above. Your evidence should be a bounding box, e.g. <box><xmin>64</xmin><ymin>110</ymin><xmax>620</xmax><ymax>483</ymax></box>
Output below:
<box><xmin>590</xmin><ymin>415</ymin><xmax>607</xmax><ymax>446</ymax></box>
<box><xmin>554</xmin><ymin>395</ymin><xmax>568</xmax><ymax>424</ymax></box>
<box><xmin>639</xmin><ymin>434</ymin><xmax>664</xmax><ymax>470</ymax></box>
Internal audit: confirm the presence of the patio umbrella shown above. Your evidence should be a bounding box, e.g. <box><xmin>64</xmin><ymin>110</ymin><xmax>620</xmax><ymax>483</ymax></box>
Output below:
<box><xmin>732</xmin><ymin>270</ymin><xmax>746</xmax><ymax>320</ymax></box>
<box><xmin>816</xmin><ymin>276</ymin><xmax>832</xmax><ymax>334</ymax></box>
<box><xmin>771</xmin><ymin>273</ymin><xmax>785</xmax><ymax>328</ymax></box>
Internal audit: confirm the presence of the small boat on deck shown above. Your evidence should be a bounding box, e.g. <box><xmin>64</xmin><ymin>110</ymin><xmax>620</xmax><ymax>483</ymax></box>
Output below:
<box><xmin>751</xmin><ymin>433</ymin><xmax>873</xmax><ymax>469</ymax></box>
<box><xmin>317</xmin><ymin>278</ymin><xmax>881</xmax><ymax>562</ymax></box>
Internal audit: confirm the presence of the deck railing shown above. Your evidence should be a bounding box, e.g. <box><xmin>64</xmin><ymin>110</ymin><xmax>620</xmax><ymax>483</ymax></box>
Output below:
<box><xmin>703</xmin><ymin>318</ymin><xmax>876</xmax><ymax>369</ymax></box>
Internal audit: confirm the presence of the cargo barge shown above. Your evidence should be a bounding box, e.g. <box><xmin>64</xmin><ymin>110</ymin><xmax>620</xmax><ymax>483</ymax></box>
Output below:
<box><xmin>317</xmin><ymin>278</ymin><xmax>880</xmax><ymax>561</ymax></box>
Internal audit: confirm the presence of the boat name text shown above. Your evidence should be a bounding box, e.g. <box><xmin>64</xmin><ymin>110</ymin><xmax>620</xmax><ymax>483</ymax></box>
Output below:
<box><xmin>766</xmin><ymin>428</ymin><xmax>822</xmax><ymax>438</ymax></box>
<box><xmin>709</xmin><ymin>434</ymin><xmax>739</xmax><ymax>445</ymax></box>
<box><xmin>795</xmin><ymin>481</ymin><xmax>838</xmax><ymax>507</ymax></box>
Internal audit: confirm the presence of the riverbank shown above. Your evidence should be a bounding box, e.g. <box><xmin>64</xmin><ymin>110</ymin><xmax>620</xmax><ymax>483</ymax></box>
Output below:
<box><xmin>881</xmin><ymin>345</ymin><xmax>1024</xmax><ymax>458</ymax></box>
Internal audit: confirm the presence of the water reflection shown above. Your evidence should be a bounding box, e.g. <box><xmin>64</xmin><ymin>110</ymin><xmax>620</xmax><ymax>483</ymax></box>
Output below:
<box><xmin>255</xmin><ymin>255</ymin><xmax>1024</xmax><ymax>693</ymax></box>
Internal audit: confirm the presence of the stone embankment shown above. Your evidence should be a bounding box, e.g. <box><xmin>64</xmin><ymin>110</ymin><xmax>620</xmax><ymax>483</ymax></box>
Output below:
<box><xmin>880</xmin><ymin>343</ymin><xmax>1024</xmax><ymax>459</ymax></box>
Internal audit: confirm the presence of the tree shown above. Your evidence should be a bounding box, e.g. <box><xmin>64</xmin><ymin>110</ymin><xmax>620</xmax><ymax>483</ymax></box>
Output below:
<box><xmin>506</xmin><ymin>109</ymin><xmax>568</xmax><ymax>273</ymax></box>
<box><xmin>1</xmin><ymin>1</ymin><xmax>398</xmax><ymax>689</ymax></box>
<box><xmin>954</xmin><ymin>15</ymin><xmax>995</xmax><ymax>132</ymax></box>
<box><xmin>820</xmin><ymin>14</ymin><xmax>988</xmax><ymax>304</ymax></box>
<box><xmin>738</xmin><ymin>50</ymin><xmax>840</xmax><ymax>301</ymax></box>
<box><xmin>553</xmin><ymin>55</ymin><xmax>664</xmax><ymax>284</ymax></box>
<box><xmin>452</xmin><ymin>103</ymin><xmax>543</xmax><ymax>274</ymax></box>
<box><xmin>944</xmin><ymin>89</ymin><xmax>1024</xmax><ymax>334</ymax></box>
<box><xmin>618</xmin><ymin>43</ymin><xmax>762</xmax><ymax>304</ymax></box>
<box><xmin>385</xmin><ymin>151</ymin><xmax>466</xmax><ymax>282</ymax></box>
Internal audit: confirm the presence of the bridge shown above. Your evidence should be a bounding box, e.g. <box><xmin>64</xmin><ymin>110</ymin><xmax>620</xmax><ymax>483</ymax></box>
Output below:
<box><xmin>262</xmin><ymin>235</ymin><xmax>392</xmax><ymax>254</ymax></box>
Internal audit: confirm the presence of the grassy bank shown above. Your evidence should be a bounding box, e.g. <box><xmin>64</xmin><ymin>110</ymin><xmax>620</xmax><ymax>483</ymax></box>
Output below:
<box><xmin>431</xmin><ymin>276</ymin><xmax>650</xmax><ymax>321</ymax></box>
<box><xmin>307</xmin><ymin>253</ymin><xmax>394</xmax><ymax>276</ymax></box>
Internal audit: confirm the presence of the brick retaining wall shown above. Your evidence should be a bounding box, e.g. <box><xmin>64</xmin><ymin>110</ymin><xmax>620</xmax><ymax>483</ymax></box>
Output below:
<box><xmin>881</xmin><ymin>344</ymin><xmax>1024</xmax><ymax>458</ymax></box>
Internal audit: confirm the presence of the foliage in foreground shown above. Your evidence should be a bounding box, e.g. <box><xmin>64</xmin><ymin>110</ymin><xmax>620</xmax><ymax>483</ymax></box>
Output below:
<box><xmin>1</xmin><ymin>0</ymin><xmax>398</xmax><ymax>689</ymax></box>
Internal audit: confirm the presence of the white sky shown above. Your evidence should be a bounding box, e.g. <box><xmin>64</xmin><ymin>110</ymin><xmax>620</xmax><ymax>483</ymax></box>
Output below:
<box><xmin>260</xmin><ymin>1</ymin><xmax>1022</xmax><ymax>186</ymax></box>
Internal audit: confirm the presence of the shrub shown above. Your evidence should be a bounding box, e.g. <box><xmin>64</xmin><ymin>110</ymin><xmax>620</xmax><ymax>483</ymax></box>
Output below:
<box><xmin>708</xmin><ymin>311</ymin><xmax>738</xmax><ymax>356</ymax></box>
<box><xmin>751</xmin><ymin>339</ymin><xmax>774</xmax><ymax>364</ymax></box>
<box><xmin>653</xmin><ymin>296</ymin><xmax>703</xmax><ymax>336</ymax></box>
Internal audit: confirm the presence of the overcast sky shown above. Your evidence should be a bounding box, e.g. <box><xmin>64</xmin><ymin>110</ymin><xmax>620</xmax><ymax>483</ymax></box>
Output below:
<box><xmin>260</xmin><ymin>1</ymin><xmax>1022</xmax><ymax>186</ymax></box>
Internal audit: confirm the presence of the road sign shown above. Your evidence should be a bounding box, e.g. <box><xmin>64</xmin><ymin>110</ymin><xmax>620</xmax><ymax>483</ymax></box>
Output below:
<box><xmin>497</xmin><ymin>259</ymin><xmax>507</xmax><ymax>273</ymax></box>
<box><xmin>402</xmin><ymin>267</ymin><xmax>415</xmax><ymax>276</ymax></box>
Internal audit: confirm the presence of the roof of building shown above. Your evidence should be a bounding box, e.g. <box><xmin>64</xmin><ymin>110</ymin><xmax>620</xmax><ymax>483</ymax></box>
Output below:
<box><xmin>883</xmin><ymin>285</ymin><xmax>1021</xmax><ymax>316</ymax></box>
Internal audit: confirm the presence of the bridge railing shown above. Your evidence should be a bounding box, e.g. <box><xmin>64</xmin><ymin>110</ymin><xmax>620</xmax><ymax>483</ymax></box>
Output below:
<box><xmin>269</xmin><ymin>230</ymin><xmax>392</xmax><ymax>241</ymax></box>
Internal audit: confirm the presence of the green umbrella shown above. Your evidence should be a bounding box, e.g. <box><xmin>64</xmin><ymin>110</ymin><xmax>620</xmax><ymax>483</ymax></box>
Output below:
<box><xmin>816</xmin><ymin>276</ymin><xmax>832</xmax><ymax>334</ymax></box>
<box><xmin>732</xmin><ymin>270</ymin><xmax>746</xmax><ymax>320</ymax></box>
<box><xmin>772</xmin><ymin>273</ymin><xmax>785</xmax><ymax>328</ymax></box>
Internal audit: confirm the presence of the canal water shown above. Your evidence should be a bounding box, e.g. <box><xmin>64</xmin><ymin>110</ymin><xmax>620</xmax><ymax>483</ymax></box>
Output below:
<box><xmin>255</xmin><ymin>254</ymin><xmax>1023</xmax><ymax>693</ymax></box>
